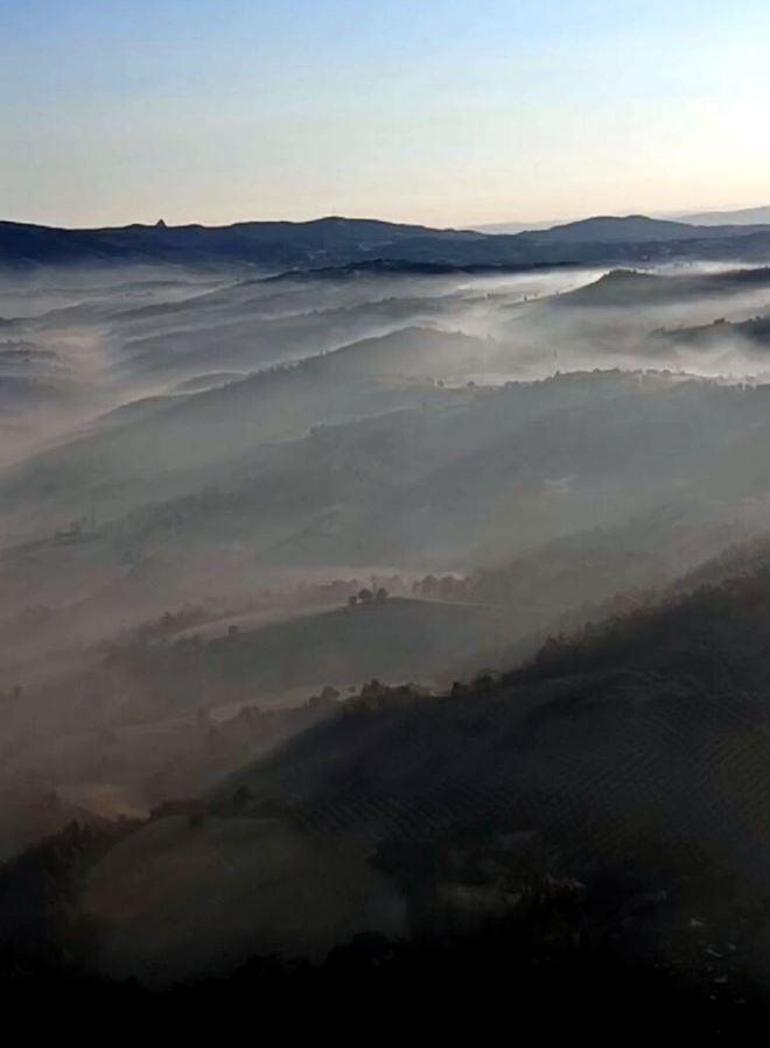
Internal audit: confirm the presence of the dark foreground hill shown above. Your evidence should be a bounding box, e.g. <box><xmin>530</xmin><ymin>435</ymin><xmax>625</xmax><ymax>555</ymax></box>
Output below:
<box><xmin>1</xmin><ymin>825</ymin><xmax>754</xmax><ymax>1040</ymax></box>
<box><xmin>8</xmin><ymin>545</ymin><xmax>770</xmax><ymax>1035</ymax></box>
<box><xmin>66</xmin><ymin>554</ymin><xmax>770</xmax><ymax>995</ymax></box>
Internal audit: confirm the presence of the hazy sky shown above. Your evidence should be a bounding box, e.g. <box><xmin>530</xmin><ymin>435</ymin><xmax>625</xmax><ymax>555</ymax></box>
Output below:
<box><xmin>2</xmin><ymin>0</ymin><xmax>769</xmax><ymax>229</ymax></box>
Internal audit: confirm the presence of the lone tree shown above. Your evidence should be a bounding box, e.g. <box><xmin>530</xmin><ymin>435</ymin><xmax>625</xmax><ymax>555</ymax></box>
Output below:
<box><xmin>358</xmin><ymin>588</ymin><xmax>374</xmax><ymax>604</ymax></box>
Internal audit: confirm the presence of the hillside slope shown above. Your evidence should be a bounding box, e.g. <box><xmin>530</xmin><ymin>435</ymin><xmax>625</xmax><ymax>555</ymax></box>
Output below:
<box><xmin>221</xmin><ymin>565</ymin><xmax>770</xmax><ymax>862</ymax></box>
<box><xmin>83</xmin><ymin>557</ymin><xmax>770</xmax><ymax>985</ymax></box>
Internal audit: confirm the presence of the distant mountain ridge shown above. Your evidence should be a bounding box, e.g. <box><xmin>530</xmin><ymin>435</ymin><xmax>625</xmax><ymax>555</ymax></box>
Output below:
<box><xmin>477</xmin><ymin>208</ymin><xmax>770</xmax><ymax>235</ymax></box>
<box><xmin>3</xmin><ymin>212</ymin><xmax>770</xmax><ymax>272</ymax></box>
<box><xmin>0</xmin><ymin>215</ymin><xmax>479</xmax><ymax>270</ymax></box>
<box><xmin>517</xmin><ymin>214</ymin><xmax>770</xmax><ymax>243</ymax></box>
<box><xmin>678</xmin><ymin>205</ymin><xmax>770</xmax><ymax>226</ymax></box>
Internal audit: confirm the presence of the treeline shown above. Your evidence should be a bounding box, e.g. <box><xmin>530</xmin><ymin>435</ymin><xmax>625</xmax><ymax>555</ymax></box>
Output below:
<box><xmin>341</xmin><ymin>678</ymin><xmax>431</xmax><ymax>714</ymax></box>
<box><xmin>0</xmin><ymin>820</ymin><xmax>136</xmax><ymax>981</ymax></box>
<box><xmin>101</xmin><ymin>604</ymin><xmax>211</xmax><ymax>651</ymax></box>
<box><xmin>0</xmin><ymin>819</ymin><xmax>762</xmax><ymax>1037</ymax></box>
<box><xmin>507</xmin><ymin>564</ymin><xmax>770</xmax><ymax>692</ymax></box>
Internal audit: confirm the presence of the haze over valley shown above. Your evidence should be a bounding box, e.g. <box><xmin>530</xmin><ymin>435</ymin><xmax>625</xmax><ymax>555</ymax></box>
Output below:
<box><xmin>5</xmin><ymin>212</ymin><xmax>770</xmax><ymax>1008</ymax></box>
<box><xmin>7</xmin><ymin>0</ymin><xmax>770</xmax><ymax>1033</ymax></box>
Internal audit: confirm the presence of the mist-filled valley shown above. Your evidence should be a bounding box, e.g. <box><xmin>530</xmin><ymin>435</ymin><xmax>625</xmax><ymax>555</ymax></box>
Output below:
<box><xmin>7</xmin><ymin>215</ymin><xmax>770</xmax><ymax>1031</ymax></box>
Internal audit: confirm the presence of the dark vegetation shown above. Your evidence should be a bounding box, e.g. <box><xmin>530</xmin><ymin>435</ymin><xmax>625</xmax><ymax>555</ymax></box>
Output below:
<box><xmin>0</xmin><ymin>820</ymin><xmax>134</xmax><ymax>981</ymax></box>
<box><xmin>0</xmin><ymin>804</ymin><xmax>766</xmax><ymax>1041</ymax></box>
<box><xmin>513</xmin><ymin>552</ymin><xmax>770</xmax><ymax>692</ymax></box>
<box><xmin>5</xmin><ymin>539</ymin><xmax>770</xmax><ymax>1034</ymax></box>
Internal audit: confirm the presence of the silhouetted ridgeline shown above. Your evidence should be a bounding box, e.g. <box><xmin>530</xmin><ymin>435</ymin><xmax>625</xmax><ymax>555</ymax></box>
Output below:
<box><xmin>513</xmin><ymin>553</ymin><xmax>770</xmax><ymax>691</ymax></box>
<box><xmin>4</xmin><ymin>213</ymin><xmax>770</xmax><ymax>272</ymax></box>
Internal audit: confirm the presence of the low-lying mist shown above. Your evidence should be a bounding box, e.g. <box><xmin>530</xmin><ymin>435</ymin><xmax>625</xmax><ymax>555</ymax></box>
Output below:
<box><xmin>6</xmin><ymin>249</ymin><xmax>770</xmax><ymax>1008</ymax></box>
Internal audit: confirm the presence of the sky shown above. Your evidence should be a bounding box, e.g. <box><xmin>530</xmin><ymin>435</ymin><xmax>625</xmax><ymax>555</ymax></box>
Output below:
<box><xmin>1</xmin><ymin>0</ymin><xmax>769</xmax><ymax>229</ymax></box>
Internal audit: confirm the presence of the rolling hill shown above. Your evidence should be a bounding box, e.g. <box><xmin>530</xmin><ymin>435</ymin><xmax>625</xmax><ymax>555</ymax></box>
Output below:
<box><xmin>0</xmin><ymin>328</ymin><xmax>478</xmax><ymax>530</ymax></box>
<box><xmin>548</xmin><ymin>266</ymin><xmax>770</xmax><ymax>308</ymax></box>
<box><xmin>681</xmin><ymin>205</ymin><xmax>770</xmax><ymax>226</ymax></box>
<box><xmin>654</xmin><ymin>313</ymin><xmax>770</xmax><ymax>353</ymax></box>
<box><xmin>77</xmin><ymin>548</ymin><xmax>770</xmax><ymax>986</ymax></box>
